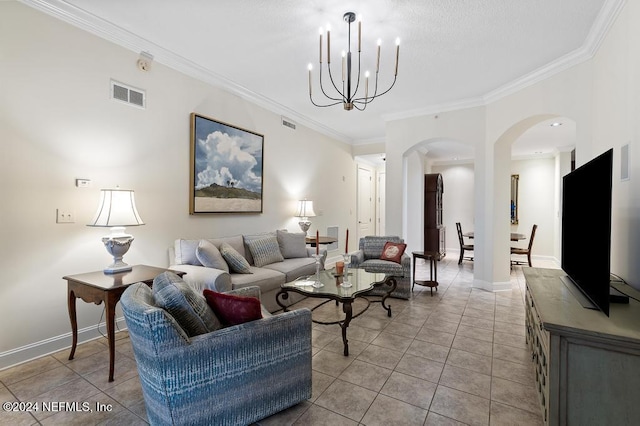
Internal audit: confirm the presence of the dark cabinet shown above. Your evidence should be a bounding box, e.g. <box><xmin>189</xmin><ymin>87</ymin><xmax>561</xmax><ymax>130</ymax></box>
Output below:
<box><xmin>424</xmin><ymin>174</ymin><xmax>445</xmax><ymax>259</ymax></box>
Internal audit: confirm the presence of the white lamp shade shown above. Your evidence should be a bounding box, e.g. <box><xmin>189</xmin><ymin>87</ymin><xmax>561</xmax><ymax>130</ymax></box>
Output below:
<box><xmin>88</xmin><ymin>189</ymin><xmax>145</xmax><ymax>227</ymax></box>
<box><xmin>294</xmin><ymin>200</ymin><xmax>316</xmax><ymax>218</ymax></box>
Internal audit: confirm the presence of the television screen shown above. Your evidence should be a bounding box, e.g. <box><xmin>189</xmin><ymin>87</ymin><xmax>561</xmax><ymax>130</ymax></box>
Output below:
<box><xmin>561</xmin><ymin>148</ymin><xmax>613</xmax><ymax>316</ymax></box>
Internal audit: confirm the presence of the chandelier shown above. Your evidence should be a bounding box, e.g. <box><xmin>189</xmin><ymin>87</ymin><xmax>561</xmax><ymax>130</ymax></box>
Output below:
<box><xmin>307</xmin><ymin>12</ymin><xmax>399</xmax><ymax>111</ymax></box>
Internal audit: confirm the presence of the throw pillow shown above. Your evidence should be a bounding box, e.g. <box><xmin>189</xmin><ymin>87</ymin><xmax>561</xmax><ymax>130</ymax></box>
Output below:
<box><xmin>246</xmin><ymin>235</ymin><xmax>284</xmax><ymax>267</ymax></box>
<box><xmin>276</xmin><ymin>230</ymin><xmax>308</xmax><ymax>258</ymax></box>
<box><xmin>380</xmin><ymin>241</ymin><xmax>407</xmax><ymax>264</ymax></box>
<box><xmin>152</xmin><ymin>271</ymin><xmax>222</xmax><ymax>336</ymax></box>
<box><xmin>203</xmin><ymin>289</ymin><xmax>263</xmax><ymax>327</ymax></box>
<box><xmin>196</xmin><ymin>239</ymin><xmax>230</xmax><ymax>272</ymax></box>
<box><xmin>219</xmin><ymin>242</ymin><xmax>253</xmax><ymax>274</ymax></box>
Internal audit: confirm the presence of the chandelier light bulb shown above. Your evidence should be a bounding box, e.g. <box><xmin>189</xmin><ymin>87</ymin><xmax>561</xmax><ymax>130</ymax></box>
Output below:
<box><xmin>396</xmin><ymin>37</ymin><xmax>401</xmax><ymax>46</ymax></box>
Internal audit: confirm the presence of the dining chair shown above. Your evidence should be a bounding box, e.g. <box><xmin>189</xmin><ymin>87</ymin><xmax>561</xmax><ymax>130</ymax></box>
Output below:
<box><xmin>456</xmin><ymin>222</ymin><xmax>474</xmax><ymax>265</ymax></box>
<box><xmin>511</xmin><ymin>224</ymin><xmax>538</xmax><ymax>267</ymax></box>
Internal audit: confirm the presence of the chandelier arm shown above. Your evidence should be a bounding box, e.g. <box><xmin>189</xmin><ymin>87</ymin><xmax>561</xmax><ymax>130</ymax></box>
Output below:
<box><xmin>309</xmin><ymin>93</ymin><xmax>345</xmax><ymax>108</ymax></box>
<box><xmin>353</xmin><ymin>74</ymin><xmax>397</xmax><ymax>104</ymax></box>
<box><xmin>319</xmin><ymin>66</ymin><xmax>344</xmax><ymax>102</ymax></box>
<box><xmin>326</xmin><ymin>63</ymin><xmax>348</xmax><ymax>102</ymax></box>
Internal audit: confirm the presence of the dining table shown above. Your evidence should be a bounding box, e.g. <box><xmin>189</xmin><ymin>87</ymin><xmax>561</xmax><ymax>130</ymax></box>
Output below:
<box><xmin>463</xmin><ymin>232</ymin><xmax>527</xmax><ymax>242</ymax></box>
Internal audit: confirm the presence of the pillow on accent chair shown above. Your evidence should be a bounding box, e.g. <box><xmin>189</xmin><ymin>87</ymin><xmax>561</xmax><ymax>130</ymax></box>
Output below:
<box><xmin>246</xmin><ymin>235</ymin><xmax>284</xmax><ymax>267</ymax></box>
<box><xmin>196</xmin><ymin>239</ymin><xmax>229</xmax><ymax>272</ymax></box>
<box><xmin>276</xmin><ymin>230</ymin><xmax>308</xmax><ymax>258</ymax></box>
<box><xmin>153</xmin><ymin>271</ymin><xmax>222</xmax><ymax>336</ymax></box>
<box><xmin>380</xmin><ymin>241</ymin><xmax>407</xmax><ymax>264</ymax></box>
<box><xmin>220</xmin><ymin>242</ymin><xmax>253</xmax><ymax>274</ymax></box>
<box><xmin>203</xmin><ymin>289</ymin><xmax>263</xmax><ymax>326</ymax></box>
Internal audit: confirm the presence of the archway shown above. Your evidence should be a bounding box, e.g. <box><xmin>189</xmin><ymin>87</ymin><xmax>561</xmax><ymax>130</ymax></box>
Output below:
<box><xmin>478</xmin><ymin>114</ymin><xmax>575</xmax><ymax>291</ymax></box>
<box><xmin>402</xmin><ymin>138</ymin><xmax>475</xmax><ymax>255</ymax></box>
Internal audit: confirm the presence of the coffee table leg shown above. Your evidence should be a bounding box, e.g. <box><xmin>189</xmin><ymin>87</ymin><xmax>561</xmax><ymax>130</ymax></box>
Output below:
<box><xmin>380</xmin><ymin>277</ymin><xmax>396</xmax><ymax>317</ymax></box>
<box><xmin>340</xmin><ymin>301</ymin><xmax>353</xmax><ymax>356</ymax></box>
<box><xmin>275</xmin><ymin>289</ymin><xmax>290</xmax><ymax>312</ymax></box>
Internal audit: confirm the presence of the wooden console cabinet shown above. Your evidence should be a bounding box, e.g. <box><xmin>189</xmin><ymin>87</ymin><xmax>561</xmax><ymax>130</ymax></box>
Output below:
<box><xmin>424</xmin><ymin>173</ymin><xmax>445</xmax><ymax>259</ymax></box>
<box><xmin>523</xmin><ymin>268</ymin><xmax>640</xmax><ymax>425</ymax></box>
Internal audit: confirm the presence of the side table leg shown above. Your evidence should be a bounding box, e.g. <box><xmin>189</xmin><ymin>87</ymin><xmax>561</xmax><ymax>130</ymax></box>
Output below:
<box><xmin>340</xmin><ymin>301</ymin><xmax>353</xmax><ymax>356</ymax></box>
<box><xmin>67</xmin><ymin>288</ymin><xmax>77</xmax><ymax>360</ymax></box>
<box><xmin>106</xmin><ymin>295</ymin><xmax>117</xmax><ymax>382</ymax></box>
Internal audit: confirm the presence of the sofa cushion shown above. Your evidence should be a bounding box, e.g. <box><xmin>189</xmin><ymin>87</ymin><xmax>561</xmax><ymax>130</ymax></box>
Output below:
<box><xmin>196</xmin><ymin>239</ymin><xmax>229</xmax><ymax>272</ymax></box>
<box><xmin>203</xmin><ymin>289</ymin><xmax>263</xmax><ymax>326</ymax></box>
<box><xmin>230</xmin><ymin>267</ymin><xmax>286</xmax><ymax>294</ymax></box>
<box><xmin>246</xmin><ymin>235</ymin><xmax>284</xmax><ymax>267</ymax></box>
<box><xmin>152</xmin><ymin>272</ymin><xmax>222</xmax><ymax>336</ymax></box>
<box><xmin>243</xmin><ymin>232</ymin><xmax>277</xmax><ymax>265</ymax></box>
<box><xmin>276</xmin><ymin>230</ymin><xmax>308</xmax><ymax>259</ymax></box>
<box><xmin>220</xmin><ymin>242</ymin><xmax>252</xmax><ymax>274</ymax></box>
<box><xmin>174</xmin><ymin>239</ymin><xmax>203</xmax><ymax>266</ymax></box>
<box><xmin>262</xmin><ymin>257</ymin><xmax>317</xmax><ymax>282</ymax></box>
<box><xmin>380</xmin><ymin>241</ymin><xmax>407</xmax><ymax>264</ymax></box>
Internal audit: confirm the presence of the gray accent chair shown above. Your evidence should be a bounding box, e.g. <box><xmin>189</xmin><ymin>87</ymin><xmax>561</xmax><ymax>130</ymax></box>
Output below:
<box><xmin>349</xmin><ymin>235</ymin><xmax>411</xmax><ymax>299</ymax></box>
<box><xmin>121</xmin><ymin>283</ymin><xmax>312</xmax><ymax>425</ymax></box>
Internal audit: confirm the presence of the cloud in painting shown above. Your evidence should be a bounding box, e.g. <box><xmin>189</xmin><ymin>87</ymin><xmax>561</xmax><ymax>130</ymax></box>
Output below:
<box><xmin>195</xmin><ymin>130</ymin><xmax>262</xmax><ymax>194</ymax></box>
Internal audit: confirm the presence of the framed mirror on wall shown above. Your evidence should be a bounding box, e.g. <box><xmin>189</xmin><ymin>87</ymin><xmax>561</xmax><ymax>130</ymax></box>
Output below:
<box><xmin>511</xmin><ymin>174</ymin><xmax>519</xmax><ymax>224</ymax></box>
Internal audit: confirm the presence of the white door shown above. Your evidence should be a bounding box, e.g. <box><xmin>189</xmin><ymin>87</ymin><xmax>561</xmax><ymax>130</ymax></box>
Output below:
<box><xmin>357</xmin><ymin>166</ymin><xmax>374</xmax><ymax>240</ymax></box>
<box><xmin>377</xmin><ymin>171</ymin><xmax>386</xmax><ymax>235</ymax></box>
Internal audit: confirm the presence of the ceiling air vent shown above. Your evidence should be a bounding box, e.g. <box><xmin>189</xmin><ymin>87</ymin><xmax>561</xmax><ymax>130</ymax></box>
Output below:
<box><xmin>281</xmin><ymin>116</ymin><xmax>296</xmax><ymax>130</ymax></box>
<box><xmin>110</xmin><ymin>80</ymin><xmax>146</xmax><ymax>109</ymax></box>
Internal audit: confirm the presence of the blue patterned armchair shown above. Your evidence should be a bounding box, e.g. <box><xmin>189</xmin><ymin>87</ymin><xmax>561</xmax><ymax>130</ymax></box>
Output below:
<box><xmin>121</xmin><ymin>282</ymin><xmax>312</xmax><ymax>426</ymax></box>
<box><xmin>350</xmin><ymin>235</ymin><xmax>411</xmax><ymax>299</ymax></box>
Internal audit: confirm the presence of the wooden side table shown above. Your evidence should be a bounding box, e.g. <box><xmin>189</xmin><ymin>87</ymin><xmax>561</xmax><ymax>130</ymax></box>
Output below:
<box><xmin>412</xmin><ymin>251</ymin><xmax>438</xmax><ymax>295</ymax></box>
<box><xmin>64</xmin><ymin>265</ymin><xmax>185</xmax><ymax>382</ymax></box>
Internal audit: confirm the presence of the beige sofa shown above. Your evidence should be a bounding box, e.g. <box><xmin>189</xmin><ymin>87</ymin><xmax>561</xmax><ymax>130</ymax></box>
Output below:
<box><xmin>169</xmin><ymin>230</ymin><xmax>326</xmax><ymax>312</ymax></box>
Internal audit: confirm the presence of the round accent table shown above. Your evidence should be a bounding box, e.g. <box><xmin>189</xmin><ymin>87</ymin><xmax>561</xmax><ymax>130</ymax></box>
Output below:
<box><xmin>411</xmin><ymin>251</ymin><xmax>438</xmax><ymax>295</ymax></box>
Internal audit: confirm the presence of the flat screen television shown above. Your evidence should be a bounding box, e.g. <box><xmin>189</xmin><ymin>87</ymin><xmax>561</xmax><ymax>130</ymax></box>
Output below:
<box><xmin>561</xmin><ymin>148</ymin><xmax>613</xmax><ymax>316</ymax></box>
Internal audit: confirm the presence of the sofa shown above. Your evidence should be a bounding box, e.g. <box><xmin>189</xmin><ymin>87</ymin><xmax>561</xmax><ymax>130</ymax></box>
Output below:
<box><xmin>349</xmin><ymin>235</ymin><xmax>411</xmax><ymax>299</ymax></box>
<box><xmin>169</xmin><ymin>230</ymin><xmax>327</xmax><ymax>312</ymax></box>
<box><xmin>121</xmin><ymin>272</ymin><xmax>312</xmax><ymax>425</ymax></box>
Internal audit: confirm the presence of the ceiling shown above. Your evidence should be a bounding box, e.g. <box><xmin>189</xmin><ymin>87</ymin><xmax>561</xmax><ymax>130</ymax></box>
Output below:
<box><xmin>28</xmin><ymin>0</ymin><xmax>618</xmax><ymax>159</ymax></box>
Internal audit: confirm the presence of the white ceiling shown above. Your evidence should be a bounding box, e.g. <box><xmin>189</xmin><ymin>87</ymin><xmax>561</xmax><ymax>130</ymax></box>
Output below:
<box><xmin>27</xmin><ymin>0</ymin><xmax>618</xmax><ymax>159</ymax></box>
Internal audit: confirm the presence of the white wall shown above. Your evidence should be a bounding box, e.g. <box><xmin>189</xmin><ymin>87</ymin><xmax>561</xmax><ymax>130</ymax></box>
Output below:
<box><xmin>510</xmin><ymin>157</ymin><xmax>556</xmax><ymax>260</ymax></box>
<box><xmin>431</xmin><ymin>163</ymin><xmax>475</xmax><ymax>252</ymax></box>
<box><xmin>385</xmin><ymin>1</ymin><xmax>640</xmax><ymax>291</ymax></box>
<box><xmin>0</xmin><ymin>3</ymin><xmax>357</xmax><ymax>368</ymax></box>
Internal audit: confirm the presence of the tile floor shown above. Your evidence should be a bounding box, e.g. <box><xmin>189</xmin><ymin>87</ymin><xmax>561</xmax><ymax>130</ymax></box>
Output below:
<box><xmin>0</xmin><ymin>256</ymin><xmax>558</xmax><ymax>425</ymax></box>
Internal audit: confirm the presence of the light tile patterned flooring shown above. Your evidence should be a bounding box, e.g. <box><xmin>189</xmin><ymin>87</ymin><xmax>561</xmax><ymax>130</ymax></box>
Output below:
<box><xmin>0</xmin><ymin>256</ymin><xmax>558</xmax><ymax>425</ymax></box>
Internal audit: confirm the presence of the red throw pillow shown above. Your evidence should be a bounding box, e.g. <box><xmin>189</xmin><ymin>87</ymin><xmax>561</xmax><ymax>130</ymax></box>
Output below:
<box><xmin>203</xmin><ymin>289</ymin><xmax>263</xmax><ymax>327</ymax></box>
<box><xmin>380</xmin><ymin>241</ymin><xmax>407</xmax><ymax>264</ymax></box>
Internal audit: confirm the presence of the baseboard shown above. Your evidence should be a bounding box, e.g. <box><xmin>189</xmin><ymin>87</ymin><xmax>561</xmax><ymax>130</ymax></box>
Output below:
<box><xmin>473</xmin><ymin>279</ymin><xmax>512</xmax><ymax>292</ymax></box>
<box><xmin>0</xmin><ymin>317</ymin><xmax>127</xmax><ymax>371</ymax></box>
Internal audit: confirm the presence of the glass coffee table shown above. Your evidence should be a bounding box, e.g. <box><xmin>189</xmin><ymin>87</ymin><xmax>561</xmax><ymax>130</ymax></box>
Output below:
<box><xmin>276</xmin><ymin>268</ymin><xmax>397</xmax><ymax>356</ymax></box>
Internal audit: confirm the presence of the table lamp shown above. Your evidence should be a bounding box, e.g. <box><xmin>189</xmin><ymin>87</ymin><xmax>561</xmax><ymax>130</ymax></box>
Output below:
<box><xmin>294</xmin><ymin>199</ymin><xmax>316</xmax><ymax>235</ymax></box>
<box><xmin>88</xmin><ymin>188</ymin><xmax>145</xmax><ymax>274</ymax></box>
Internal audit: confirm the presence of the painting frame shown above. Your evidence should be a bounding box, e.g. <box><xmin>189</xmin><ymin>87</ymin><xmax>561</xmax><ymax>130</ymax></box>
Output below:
<box><xmin>189</xmin><ymin>113</ymin><xmax>264</xmax><ymax>214</ymax></box>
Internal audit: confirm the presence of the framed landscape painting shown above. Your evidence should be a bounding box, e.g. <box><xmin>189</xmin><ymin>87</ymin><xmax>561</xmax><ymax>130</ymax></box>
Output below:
<box><xmin>189</xmin><ymin>113</ymin><xmax>264</xmax><ymax>213</ymax></box>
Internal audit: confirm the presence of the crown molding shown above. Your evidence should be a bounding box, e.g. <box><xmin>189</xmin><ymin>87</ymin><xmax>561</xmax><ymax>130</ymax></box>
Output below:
<box><xmin>384</xmin><ymin>0</ymin><xmax>626</xmax><ymax>124</ymax></box>
<box><xmin>20</xmin><ymin>0</ymin><xmax>625</xmax><ymax>144</ymax></box>
<box><xmin>19</xmin><ymin>0</ymin><xmax>353</xmax><ymax>144</ymax></box>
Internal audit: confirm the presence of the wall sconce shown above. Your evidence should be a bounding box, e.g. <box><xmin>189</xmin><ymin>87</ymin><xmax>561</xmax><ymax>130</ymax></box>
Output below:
<box><xmin>294</xmin><ymin>199</ymin><xmax>316</xmax><ymax>235</ymax></box>
<box><xmin>88</xmin><ymin>188</ymin><xmax>145</xmax><ymax>273</ymax></box>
